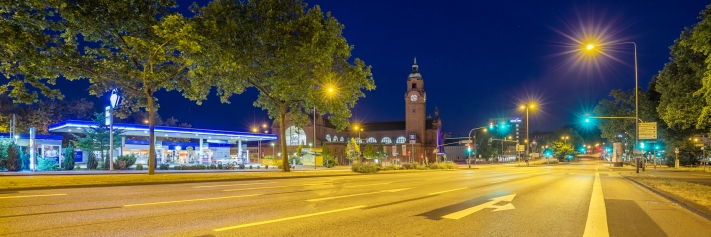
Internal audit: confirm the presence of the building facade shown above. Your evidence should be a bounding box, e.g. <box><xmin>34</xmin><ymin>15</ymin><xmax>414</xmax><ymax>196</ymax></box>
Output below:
<box><xmin>263</xmin><ymin>60</ymin><xmax>444</xmax><ymax>165</ymax></box>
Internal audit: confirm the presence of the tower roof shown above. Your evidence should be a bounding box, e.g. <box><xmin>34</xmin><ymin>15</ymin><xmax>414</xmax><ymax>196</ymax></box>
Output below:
<box><xmin>408</xmin><ymin>57</ymin><xmax>422</xmax><ymax>79</ymax></box>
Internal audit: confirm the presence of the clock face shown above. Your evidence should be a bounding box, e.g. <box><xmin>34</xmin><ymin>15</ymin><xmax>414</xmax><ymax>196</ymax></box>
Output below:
<box><xmin>410</xmin><ymin>94</ymin><xmax>418</xmax><ymax>101</ymax></box>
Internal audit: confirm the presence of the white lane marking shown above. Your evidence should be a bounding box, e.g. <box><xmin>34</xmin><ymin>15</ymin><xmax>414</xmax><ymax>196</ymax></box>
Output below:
<box><xmin>429</xmin><ymin>187</ymin><xmax>467</xmax><ymax>195</ymax></box>
<box><xmin>442</xmin><ymin>194</ymin><xmax>516</xmax><ymax>219</ymax></box>
<box><xmin>214</xmin><ymin>205</ymin><xmax>365</xmax><ymax>231</ymax></box>
<box><xmin>193</xmin><ymin>182</ymin><xmax>277</xmax><ymax>188</ymax></box>
<box><xmin>306</xmin><ymin>188</ymin><xmax>411</xmax><ymax>202</ymax></box>
<box><xmin>124</xmin><ymin>194</ymin><xmax>261</xmax><ymax>207</ymax></box>
<box><xmin>222</xmin><ymin>183</ymin><xmax>328</xmax><ymax>191</ymax></box>
<box><xmin>345</xmin><ymin>182</ymin><xmax>392</xmax><ymax>188</ymax></box>
<box><xmin>583</xmin><ymin>171</ymin><xmax>609</xmax><ymax>237</ymax></box>
<box><xmin>0</xmin><ymin>193</ymin><xmax>67</xmax><ymax>199</ymax></box>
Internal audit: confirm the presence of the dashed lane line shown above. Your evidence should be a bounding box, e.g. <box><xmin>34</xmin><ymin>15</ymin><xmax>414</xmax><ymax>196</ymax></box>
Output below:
<box><xmin>428</xmin><ymin>187</ymin><xmax>467</xmax><ymax>195</ymax></box>
<box><xmin>0</xmin><ymin>193</ymin><xmax>67</xmax><ymax>199</ymax></box>
<box><xmin>123</xmin><ymin>194</ymin><xmax>262</xmax><ymax>207</ymax></box>
<box><xmin>193</xmin><ymin>182</ymin><xmax>277</xmax><ymax>188</ymax></box>
<box><xmin>306</xmin><ymin>188</ymin><xmax>411</xmax><ymax>202</ymax></box>
<box><xmin>214</xmin><ymin>205</ymin><xmax>366</xmax><ymax>231</ymax></box>
<box><xmin>222</xmin><ymin>183</ymin><xmax>329</xmax><ymax>192</ymax></box>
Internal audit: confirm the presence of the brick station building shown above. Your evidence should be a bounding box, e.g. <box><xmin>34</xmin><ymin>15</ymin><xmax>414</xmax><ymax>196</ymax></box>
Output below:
<box><xmin>251</xmin><ymin>59</ymin><xmax>445</xmax><ymax>165</ymax></box>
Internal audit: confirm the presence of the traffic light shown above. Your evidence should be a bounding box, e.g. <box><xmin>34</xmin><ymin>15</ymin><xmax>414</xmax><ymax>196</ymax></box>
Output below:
<box><xmin>466</xmin><ymin>144</ymin><xmax>471</xmax><ymax>152</ymax></box>
<box><xmin>489</xmin><ymin>122</ymin><xmax>494</xmax><ymax>129</ymax></box>
<box><xmin>585</xmin><ymin>118</ymin><xmax>590</xmax><ymax>123</ymax></box>
<box><xmin>640</xmin><ymin>142</ymin><xmax>645</xmax><ymax>149</ymax></box>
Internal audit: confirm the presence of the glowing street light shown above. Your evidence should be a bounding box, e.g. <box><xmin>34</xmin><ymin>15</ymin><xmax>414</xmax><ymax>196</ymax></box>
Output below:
<box><xmin>520</xmin><ymin>103</ymin><xmax>536</xmax><ymax>160</ymax></box>
<box><xmin>586</xmin><ymin>44</ymin><xmax>594</xmax><ymax>51</ymax></box>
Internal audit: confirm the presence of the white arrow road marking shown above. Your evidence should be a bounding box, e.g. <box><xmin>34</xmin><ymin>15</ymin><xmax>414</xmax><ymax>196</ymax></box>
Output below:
<box><xmin>306</xmin><ymin>188</ymin><xmax>411</xmax><ymax>202</ymax></box>
<box><xmin>442</xmin><ymin>194</ymin><xmax>516</xmax><ymax>219</ymax></box>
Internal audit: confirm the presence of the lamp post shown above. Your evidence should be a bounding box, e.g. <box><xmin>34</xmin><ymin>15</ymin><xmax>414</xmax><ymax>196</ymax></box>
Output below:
<box><xmin>310</xmin><ymin>142</ymin><xmax>315</xmax><ymax>169</ymax></box>
<box><xmin>585</xmin><ymin>42</ymin><xmax>640</xmax><ymax>173</ymax></box>
<box><xmin>520</xmin><ymin>104</ymin><xmax>535</xmax><ymax>162</ymax></box>
<box><xmin>271</xmin><ymin>143</ymin><xmax>275</xmax><ymax>161</ymax></box>
<box><xmin>562</xmin><ymin>136</ymin><xmax>569</xmax><ymax>145</ymax></box>
<box><xmin>108</xmin><ymin>89</ymin><xmax>121</xmax><ymax>171</ymax></box>
<box><xmin>467</xmin><ymin>126</ymin><xmax>488</xmax><ymax>167</ymax></box>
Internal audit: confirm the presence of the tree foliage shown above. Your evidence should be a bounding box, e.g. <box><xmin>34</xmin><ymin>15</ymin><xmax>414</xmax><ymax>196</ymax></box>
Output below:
<box><xmin>1</xmin><ymin>0</ymin><xmax>211</xmax><ymax>175</ymax></box>
<box><xmin>72</xmin><ymin>113</ymin><xmax>122</xmax><ymax>168</ymax></box>
<box><xmin>62</xmin><ymin>143</ymin><xmax>75</xmax><ymax>170</ymax></box>
<box><xmin>0</xmin><ymin>95</ymin><xmax>94</xmax><ymax>134</ymax></box>
<box><xmin>680</xmin><ymin>5</ymin><xmax>711</xmax><ymax>129</ymax></box>
<box><xmin>363</xmin><ymin>143</ymin><xmax>375</xmax><ymax>159</ymax></box>
<box><xmin>192</xmin><ymin>0</ymin><xmax>375</xmax><ymax>171</ymax></box>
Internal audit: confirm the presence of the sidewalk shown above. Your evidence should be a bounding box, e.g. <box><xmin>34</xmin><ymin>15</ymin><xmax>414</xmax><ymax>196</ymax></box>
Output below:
<box><xmin>0</xmin><ymin>165</ymin><xmax>353</xmax><ymax>176</ymax></box>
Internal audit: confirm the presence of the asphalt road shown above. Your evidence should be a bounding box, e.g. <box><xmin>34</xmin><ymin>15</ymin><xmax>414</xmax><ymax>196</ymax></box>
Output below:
<box><xmin>2</xmin><ymin>162</ymin><xmax>710</xmax><ymax>237</ymax></box>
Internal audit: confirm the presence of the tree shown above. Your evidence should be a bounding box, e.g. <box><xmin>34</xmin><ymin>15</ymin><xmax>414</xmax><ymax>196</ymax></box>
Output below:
<box><xmin>346</xmin><ymin>138</ymin><xmax>360</xmax><ymax>161</ymax></box>
<box><xmin>72</xmin><ymin>113</ymin><xmax>122</xmax><ymax>169</ymax></box>
<box><xmin>321</xmin><ymin>144</ymin><xmax>335</xmax><ymax>167</ymax></box>
<box><xmin>680</xmin><ymin>5</ymin><xmax>711</xmax><ymax>129</ymax></box>
<box><xmin>1</xmin><ymin>1</ymin><xmax>210</xmax><ymax>175</ymax></box>
<box><xmin>363</xmin><ymin>143</ymin><xmax>375</xmax><ymax>160</ymax></box>
<box><xmin>62</xmin><ymin>143</ymin><xmax>75</xmax><ymax>171</ymax></box>
<box><xmin>0</xmin><ymin>95</ymin><xmax>95</xmax><ymax>134</ymax></box>
<box><xmin>5</xmin><ymin>142</ymin><xmax>21</xmax><ymax>171</ymax></box>
<box><xmin>193</xmin><ymin>0</ymin><xmax>375</xmax><ymax>171</ymax></box>
<box><xmin>549</xmin><ymin>141</ymin><xmax>575</xmax><ymax>162</ymax></box>
<box><xmin>376</xmin><ymin>143</ymin><xmax>385</xmax><ymax>159</ymax></box>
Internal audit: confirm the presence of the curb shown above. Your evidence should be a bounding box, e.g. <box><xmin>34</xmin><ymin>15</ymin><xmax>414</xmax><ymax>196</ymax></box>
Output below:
<box><xmin>620</xmin><ymin>173</ymin><xmax>711</xmax><ymax>222</ymax></box>
<box><xmin>0</xmin><ymin>169</ymin><xmax>465</xmax><ymax>192</ymax></box>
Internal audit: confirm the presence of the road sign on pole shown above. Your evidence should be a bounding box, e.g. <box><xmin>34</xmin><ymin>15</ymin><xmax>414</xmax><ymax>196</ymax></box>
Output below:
<box><xmin>639</xmin><ymin>122</ymin><xmax>657</xmax><ymax>139</ymax></box>
<box><xmin>516</xmin><ymin>145</ymin><xmax>525</xmax><ymax>152</ymax></box>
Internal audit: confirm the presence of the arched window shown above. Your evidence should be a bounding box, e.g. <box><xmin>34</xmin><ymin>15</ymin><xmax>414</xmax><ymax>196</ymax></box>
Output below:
<box><xmin>357</xmin><ymin>139</ymin><xmax>362</xmax><ymax>144</ymax></box>
<box><xmin>339</xmin><ymin>137</ymin><xmax>344</xmax><ymax>142</ymax></box>
<box><xmin>396</xmin><ymin>136</ymin><xmax>406</xmax><ymax>144</ymax></box>
<box><xmin>381</xmin><ymin>137</ymin><xmax>392</xmax><ymax>144</ymax></box>
<box><xmin>285</xmin><ymin>126</ymin><xmax>307</xmax><ymax>146</ymax></box>
<box><xmin>367</xmin><ymin>137</ymin><xmax>376</xmax><ymax>143</ymax></box>
<box><xmin>326</xmin><ymin>134</ymin><xmax>332</xmax><ymax>142</ymax></box>
<box><xmin>333</xmin><ymin>136</ymin><xmax>338</xmax><ymax>142</ymax></box>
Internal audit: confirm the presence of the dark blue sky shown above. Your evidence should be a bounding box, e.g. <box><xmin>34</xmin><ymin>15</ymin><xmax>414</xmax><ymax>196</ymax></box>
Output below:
<box><xmin>56</xmin><ymin>0</ymin><xmax>710</xmax><ymax>135</ymax></box>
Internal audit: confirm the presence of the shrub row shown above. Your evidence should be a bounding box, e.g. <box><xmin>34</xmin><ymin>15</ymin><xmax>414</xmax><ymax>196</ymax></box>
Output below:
<box><xmin>353</xmin><ymin>161</ymin><xmax>459</xmax><ymax>173</ymax></box>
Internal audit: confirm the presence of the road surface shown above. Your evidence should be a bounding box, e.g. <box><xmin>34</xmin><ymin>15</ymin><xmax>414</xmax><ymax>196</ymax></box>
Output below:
<box><xmin>2</xmin><ymin>161</ymin><xmax>710</xmax><ymax>236</ymax></box>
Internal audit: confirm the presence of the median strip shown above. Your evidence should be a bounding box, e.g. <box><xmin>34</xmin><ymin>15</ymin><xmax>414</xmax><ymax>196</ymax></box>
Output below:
<box><xmin>214</xmin><ymin>205</ymin><xmax>366</xmax><ymax>231</ymax></box>
<box><xmin>123</xmin><ymin>194</ymin><xmax>261</xmax><ymax>207</ymax></box>
<box><xmin>0</xmin><ymin>193</ymin><xmax>67</xmax><ymax>199</ymax></box>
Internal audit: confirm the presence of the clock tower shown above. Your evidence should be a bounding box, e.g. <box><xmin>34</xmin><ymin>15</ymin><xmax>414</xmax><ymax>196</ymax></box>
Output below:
<box><xmin>405</xmin><ymin>58</ymin><xmax>426</xmax><ymax>143</ymax></box>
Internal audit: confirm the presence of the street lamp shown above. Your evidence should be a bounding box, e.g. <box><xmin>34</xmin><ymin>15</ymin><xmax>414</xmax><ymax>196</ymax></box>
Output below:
<box><xmin>561</xmin><ymin>136</ymin><xmax>569</xmax><ymax>145</ymax></box>
<box><xmin>520</xmin><ymin>103</ymin><xmax>535</xmax><ymax>162</ymax></box>
<box><xmin>585</xmin><ymin>41</ymin><xmax>640</xmax><ymax>173</ymax></box>
<box><xmin>467</xmin><ymin>126</ymin><xmax>488</xmax><ymax>168</ymax></box>
<box><xmin>108</xmin><ymin>89</ymin><xmax>121</xmax><ymax>171</ymax></box>
<box><xmin>271</xmin><ymin>143</ymin><xmax>275</xmax><ymax>160</ymax></box>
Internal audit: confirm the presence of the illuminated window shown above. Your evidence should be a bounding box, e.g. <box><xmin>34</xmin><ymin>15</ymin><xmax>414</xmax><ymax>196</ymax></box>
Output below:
<box><xmin>381</xmin><ymin>137</ymin><xmax>392</xmax><ymax>144</ymax></box>
<box><xmin>285</xmin><ymin>126</ymin><xmax>306</xmax><ymax>146</ymax></box>
<box><xmin>367</xmin><ymin>137</ymin><xmax>376</xmax><ymax>143</ymax></box>
<box><xmin>339</xmin><ymin>136</ymin><xmax>344</xmax><ymax>142</ymax></box>
<box><xmin>396</xmin><ymin>136</ymin><xmax>406</xmax><ymax>144</ymax></box>
<box><xmin>326</xmin><ymin>134</ymin><xmax>331</xmax><ymax>142</ymax></box>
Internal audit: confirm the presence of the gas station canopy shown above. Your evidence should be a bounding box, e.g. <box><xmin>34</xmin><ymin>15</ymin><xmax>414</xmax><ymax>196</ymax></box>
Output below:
<box><xmin>48</xmin><ymin>120</ymin><xmax>277</xmax><ymax>143</ymax></box>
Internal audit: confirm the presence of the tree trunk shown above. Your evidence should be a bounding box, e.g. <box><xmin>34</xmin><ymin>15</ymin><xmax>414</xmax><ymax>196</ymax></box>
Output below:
<box><xmin>279</xmin><ymin>104</ymin><xmax>290</xmax><ymax>172</ymax></box>
<box><xmin>148</xmin><ymin>94</ymin><xmax>156</xmax><ymax>175</ymax></box>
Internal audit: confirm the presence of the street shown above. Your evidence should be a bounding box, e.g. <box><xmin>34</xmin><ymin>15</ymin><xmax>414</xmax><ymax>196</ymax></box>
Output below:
<box><xmin>2</xmin><ymin>162</ymin><xmax>710</xmax><ymax>237</ymax></box>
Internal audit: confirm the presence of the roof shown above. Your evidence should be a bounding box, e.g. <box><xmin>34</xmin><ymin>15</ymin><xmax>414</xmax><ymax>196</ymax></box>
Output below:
<box><xmin>48</xmin><ymin>120</ymin><xmax>277</xmax><ymax>142</ymax></box>
<box><xmin>0</xmin><ymin>133</ymin><xmax>64</xmax><ymax>140</ymax></box>
<box><xmin>362</xmin><ymin>121</ymin><xmax>406</xmax><ymax>131</ymax></box>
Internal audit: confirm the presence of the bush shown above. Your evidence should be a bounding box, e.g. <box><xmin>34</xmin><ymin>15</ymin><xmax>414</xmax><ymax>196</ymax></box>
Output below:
<box><xmin>351</xmin><ymin>163</ymin><xmax>380</xmax><ymax>173</ymax></box>
<box><xmin>210</xmin><ymin>164</ymin><xmax>217</xmax><ymax>169</ymax></box>
<box><xmin>113</xmin><ymin>154</ymin><xmax>137</xmax><ymax>169</ymax></box>
<box><xmin>136</xmin><ymin>164</ymin><xmax>143</xmax><ymax>170</ymax></box>
<box><xmin>75</xmin><ymin>164</ymin><xmax>81</xmax><ymax>170</ymax></box>
<box><xmin>37</xmin><ymin>158</ymin><xmax>59</xmax><ymax>171</ymax></box>
<box><xmin>159</xmin><ymin>164</ymin><xmax>170</xmax><ymax>170</ymax></box>
<box><xmin>443</xmin><ymin>162</ymin><xmax>457</xmax><ymax>169</ymax></box>
<box><xmin>412</xmin><ymin>162</ymin><xmax>423</xmax><ymax>170</ymax></box>
<box><xmin>86</xmin><ymin>151</ymin><xmax>99</xmax><ymax>170</ymax></box>
<box><xmin>5</xmin><ymin>143</ymin><xmax>22</xmax><ymax>172</ymax></box>
<box><xmin>217</xmin><ymin>163</ymin><xmax>223</xmax><ymax>169</ymax></box>
<box><xmin>249</xmin><ymin>165</ymin><xmax>253</xmax><ymax>169</ymax></box>
<box><xmin>429</xmin><ymin>163</ymin><xmax>440</xmax><ymax>169</ymax></box>
<box><xmin>380</xmin><ymin>164</ymin><xmax>397</xmax><ymax>171</ymax></box>
<box><xmin>174</xmin><ymin>164</ymin><xmax>207</xmax><ymax>170</ymax></box>
<box><xmin>264</xmin><ymin>165</ymin><xmax>268</xmax><ymax>169</ymax></box>
<box><xmin>63</xmin><ymin>145</ymin><xmax>75</xmax><ymax>170</ymax></box>
<box><xmin>323</xmin><ymin>155</ymin><xmax>337</xmax><ymax>168</ymax></box>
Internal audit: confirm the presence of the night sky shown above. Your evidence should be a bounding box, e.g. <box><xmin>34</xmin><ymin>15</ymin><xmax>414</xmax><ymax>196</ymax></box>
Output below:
<box><xmin>53</xmin><ymin>0</ymin><xmax>710</xmax><ymax>136</ymax></box>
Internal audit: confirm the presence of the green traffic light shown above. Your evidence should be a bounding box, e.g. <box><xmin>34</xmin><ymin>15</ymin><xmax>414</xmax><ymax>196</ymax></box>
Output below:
<box><xmin>585</xmin><ymin>118</ymin><xmax>589</xmax><ymax>123</ymax></box>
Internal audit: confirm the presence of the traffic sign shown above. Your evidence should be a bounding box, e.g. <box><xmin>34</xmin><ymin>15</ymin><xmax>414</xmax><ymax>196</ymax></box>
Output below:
<box><xmin>638</xmin><ymin>122</ymin><xmax>657</xmax><ymax>139</ymax></box>
<box><xmin>516</xmin><ymin>145</ymin><xmax>525</xmax><ymax>152</ymax></box>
